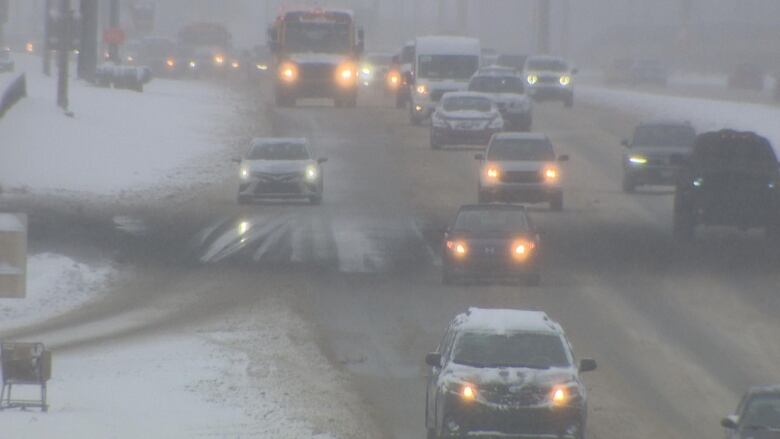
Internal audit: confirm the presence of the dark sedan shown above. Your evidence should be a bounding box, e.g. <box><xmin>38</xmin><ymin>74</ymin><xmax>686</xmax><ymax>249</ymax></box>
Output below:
<box><xmin>442</xmin><ymin>204</ymin><xmax>540</xmax><ymax>285</ymax></box>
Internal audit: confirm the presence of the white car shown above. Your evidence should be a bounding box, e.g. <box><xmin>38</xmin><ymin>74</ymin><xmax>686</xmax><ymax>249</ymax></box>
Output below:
<box><xmin>468</xmin><ymin>66</ymin><xmax>533</xmax><ymax>131</ymax></box>
<box><xmin>523</xmin><ymin>55</ymin><xmax>576</xmax><ymax>107</ymax></box>
<box><xmin>235</xmin><ymin>138</ymin><xmax>327</xmax><ymax>205</ymax></box>
<box><xmin>409</xmin><ymin>36</ymin><xmax>481</xmax><ymax>125</ymax></box>
<box><xmin>476</xmin><ymin>132</ymin><xmax>568</xmax><ymax>210</ymax></box>
<box><xmin>430</xmin><ymin>92</ymin><xmax>504</xmax><ymax>149</ymax></box>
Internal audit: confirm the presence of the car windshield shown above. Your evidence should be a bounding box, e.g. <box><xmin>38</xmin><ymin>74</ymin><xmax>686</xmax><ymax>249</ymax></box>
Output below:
<box><xmin>284</xmin><ymin>21</ymin><xmax>350</xmax><ymax>53</ymax></box>
<box><xmin>488</xmin><ymin>138</ymin><xmax>555</xmax><ymax>161</ymax></box>
<box><xmin>452</xmin><ymin>331</ymin><xmax>570</xmax><ymax>368</ymax></box>
<box><xmin>633</xmin><ymin>125</ymin><xmax>696</xmax><ymax>147</ymax></box>
<box><xmin>743</xmin><ymin>395</ymin><xmax>780</xmax><ymax>429</ymax></box>
<box><xmin>248</xmin><ymin>143</ymin><xmax>310</xmax><ymax>160</ymax></box>
<box><xmin>442</xmin><ymin>96</ymin><xmax>492</xmax><ymax>112</ymax></box>
<box><xmin>469</xmin><ymin>76</ymin><xmax>524</xmax><ymax>94</ymax></box>
<box><xmin>453</xmin><ymin>209</ymin><xmax>529</xmax><ymax>233</ymax></box>
<box><xmin>418</xmin><ymin>54</ymin><xmax>479</xmax><ymax>80</ymax></box>
<box><xmin>526</xmin><ymin>58</ymin><xmax>568</xmax><ymax>71</ymax></box>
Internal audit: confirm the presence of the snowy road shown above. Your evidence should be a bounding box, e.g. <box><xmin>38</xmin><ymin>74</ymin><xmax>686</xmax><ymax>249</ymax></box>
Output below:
<box><xmin>3</xmin><ymin>66</ymin><xmax>780</xmax><ymax>439</ymax></box>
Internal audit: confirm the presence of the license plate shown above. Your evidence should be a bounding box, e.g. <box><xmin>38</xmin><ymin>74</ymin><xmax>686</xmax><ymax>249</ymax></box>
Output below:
<box><xmin>456</xmin><ymin>121</ymin><xmax>478</xmax><ymax>130</ymax></box>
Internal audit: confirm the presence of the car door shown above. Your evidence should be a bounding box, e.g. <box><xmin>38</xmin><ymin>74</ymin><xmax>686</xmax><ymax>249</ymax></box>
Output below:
<box><xmin>426</xmin><ymin>326</ymin><xmax>455</xmax><ymax>430</ymax></box>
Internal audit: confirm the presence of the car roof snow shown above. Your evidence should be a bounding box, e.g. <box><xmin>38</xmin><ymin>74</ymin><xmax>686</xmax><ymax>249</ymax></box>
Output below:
<box><xmin>491</xmin><ymin>132</ymin><xmax>548</xmax><ymax>141</ymax></box>
<box><xmin>251</xmin><ymin>137</ymin><xmax>308</xmax><ymax>147</ymax></box>
<box><xmin>454</xmin><ymin>308</ymin><xmax>563</xmax><ymax>335</ymax></box>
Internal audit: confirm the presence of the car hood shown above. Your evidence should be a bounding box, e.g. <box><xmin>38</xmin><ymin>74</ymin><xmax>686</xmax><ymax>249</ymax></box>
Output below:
<box><xmin>287</xmin><ymin>53</ymin><xmax>348</xmax><ymax>66</ymax></box>
<box><xmin>484</xmin><ymin>93</ymin><xmax>531</xmax><ymax>104</ymax></box>
<box><xmin>438</xmin><ymin>110</ymin><xmax>499</xmax><ymax>120</ymax></box>
<box><xmin>441</xmin><ymin>363</ymin><xmax>576</xmax><ymax>390</ymax></box>
<box><xmin>243</xmin><ymin>160</ymin><xmax>312</xmax><ymax>174</ymax></box>
<box><xmin>629</xmin><ymin>146</ymin><xmax>692</xmax><ymax>157</ymax></box>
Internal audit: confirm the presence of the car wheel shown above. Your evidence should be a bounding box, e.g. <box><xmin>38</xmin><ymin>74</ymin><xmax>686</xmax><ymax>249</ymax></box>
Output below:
<box><xmin>550</xmin><ymin>193</ymin><xmax>563</xmax><ymax>211</ymax></box>
<box><xmin>526</xmin><ymin>272</ymin><xmax>541</xmax><ymax>287</ymax></box>
<box><xmin>622</xmin><ymin>174</ymin><xmax>636</xmax><ymax>193</ymax></box>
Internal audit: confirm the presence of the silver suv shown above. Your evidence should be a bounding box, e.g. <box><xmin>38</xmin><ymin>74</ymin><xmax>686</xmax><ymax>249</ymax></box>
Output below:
<box><xmin>425</xmin><ymin>308</ymin><xmax>597</xmax><ymax>439</ymax></box>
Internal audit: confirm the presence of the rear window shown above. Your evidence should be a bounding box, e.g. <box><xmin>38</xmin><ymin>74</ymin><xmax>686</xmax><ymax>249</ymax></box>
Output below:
<box><xmin>526</xmin><ymin>58</ymin><xmax>568</xmax><ymax>72</ymax></box>
<box><xmin>632</xmin><ymin>125</ymin><xmax>696</xmax><ymax>147</ymax></box>
<box><xmin>469</xmin><ymin>76</ymin><xmax>524</xmax><ymax>94</ymax></box>
<box><xmin>248</xmin><ymin>143</ymin><xmax>310</xmax><ymax>160</ymax></box>
<box><xmin>452</xmin><ymin>331</ymin><xmax>570</xmax><ymax>369</ymax></box>
<box><xmin>454</xmin><ymin>209</ymin><xmax>529</xmax><ymax>233</ymax></box>
<box><xmin>442</xmin><ymin>96</ymin><xmax>492</xmax><ymax>113</ymax></box>
<box><xmin>695</xmin><ymin>133</ymin><xmax>776</xmax><ymax>163</ymax></box>
<box><xmin>488</xmin><ymin>138</ymin><xmax>555</xmax><ymax>161</ymax></box>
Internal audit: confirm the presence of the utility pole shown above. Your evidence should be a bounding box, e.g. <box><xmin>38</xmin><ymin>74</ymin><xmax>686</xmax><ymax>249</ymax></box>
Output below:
<box><xmin>43</xmin><ymin>0</ymin><xmax>53</xmax><ymax>76</ymax></box>
<box><xmin>56</xmin><ymin>0</ymin><xmax>72</xmax><ymax>111</ymax></box>
<box><xmin>536</xmin><ymin>0</ymin><xmax>550</xmax><ymax>54</ymax></box>
<box><xmin>78</xmin><ymin>0</ymin><xmax>98</xmax><ymax>81</ymax></box>
<box><xmin>108</xmin><ymin>0</ymin><xmax>119</xmax><ymax>64</ymax></box>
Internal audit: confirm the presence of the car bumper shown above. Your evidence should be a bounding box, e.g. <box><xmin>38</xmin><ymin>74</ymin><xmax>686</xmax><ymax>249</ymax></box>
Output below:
<box><xmin>442</xmin><ymin>396</ymin><xmax>584</xmax><ymax>438</ymax></box>
<box><xmin>481</xmin><ymin>183</ymin><xmax>561</xmax><ymax>203</ymax></box>
<box><xmin>528</xmin><ymin>86</ymin><xmax>572</xmax><ymax>101</ymax></box>
<box><xmin>624</xmin><ymin>166</ymin><xmax>678</xmax><ymax>185</ymax></box>
<box><xmin>443</xmin><ymin>255</ymin><xmax>539</xmax><ymax>279</ymax></box>
<box><xmin>276</xmin><ymin>81</ymin><xmax>357</xmax><ymax>99</ymax></box>
<box><xmin>501</xmin><ymin>111</ymin><xmax>532</xmax><ymax>129</ymax></box>
<box><xmin>239</xmin><ymin>179</ymin><xmax>321</xmax><ymax>199</ymax></box>
<box><xmin>433</xmin><ymin>126</ymin><xmax>500</xmax><ymax>145</ymax></box>
<box><xmin>681</xmin><ymin>191</ymin><xmax>780</xmax><ymax>227</ymax></box>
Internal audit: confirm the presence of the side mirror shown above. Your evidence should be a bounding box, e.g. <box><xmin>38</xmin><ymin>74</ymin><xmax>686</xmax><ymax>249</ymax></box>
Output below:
<box><xmin>579</xmin><ymin>358</ymin><xmax>597</xmax><ymax>373</ymax></box>
<box><xmin>425</xmin><ymin>352</ymin><xmax>442</xmax><ymax>367</ymax></box>
<box><xmin>621</xmin><ymin>139</ymin><xmax>630</xmax><ymax>148</ymax></box>
<box><xmin>317</xmin><ymin>157</ymin><xmax>328</xmax><ymax>164</ymax></box>
<box><xmin>558</xmin><ymin>154</ymin><xmax>569</xmax><ymax>162</ymax></box>
<box><xmin>475</xmin><ymin>153</ymin><xmax>484</xmax><ymax>160</ymax></box>
<box><xmin>721</xmin><ymin>416</ymin><xmax>738</xmax><ymax>430</ymax></box>
<box><xmin>232</xmin><ymin>157</ymin><xmax>242</xmax><ymax>164</ymax></box>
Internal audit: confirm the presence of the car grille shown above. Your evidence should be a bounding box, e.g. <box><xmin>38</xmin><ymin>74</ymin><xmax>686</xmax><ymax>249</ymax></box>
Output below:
<box><xmin>299</xmin><ymin>63</ymin><xmax>335</xmax><ymax>81</ymax></box>
<box><xmin>253</xmin><ymin>172</ymin><xmax>301</xmax><ymax>183</ymax></box>
<box><xmin>480</xmin><ymin>383</ymin><xmax>549</xmax><ymax>407</ymax></box>
<box><xmin>431</xmin><ymin>89</ymin><xmax>458</xmax><ymax>102</ymax></box>
<box><xmin>501</xmin><ymin>171</ymin><xmax>542</xmax><ymax>184</ymax></box>
<box><xmin>538</xmin><ymin>75</ymin><xmax>560</xmax><ymax>84</ymax></box>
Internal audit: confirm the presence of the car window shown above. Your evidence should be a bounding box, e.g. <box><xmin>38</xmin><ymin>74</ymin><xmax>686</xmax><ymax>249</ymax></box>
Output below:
<box><xmin>452</xmin><ymin>331</ymin><xmax>571</xmax><ymax>368</ymax></box>
<box><xmin>454</xmin><ymin>209</ymin><xmax>529</xmax><ymax>233</ymax></box>
<box><xmin>742</xmin><ymin>395</ymin><xmax>780</xmax><ymax>429</ymax></box>
<box><xmin>488</xmin><ymin>138</ymin><xmax>555</xmax><ymax>161</ymax></box>
<box><xmin>248</xmin><ymin>143</ymin><xmax>310</xmax><ymax>160</ymax></box>
<box><xmin>418</xmin><ymin>55</ymin><xmax>479</xmax><ymax>80</ymax></box>
<box><xmin>469</xmin><ymin>76</ymin><xmax>524</xmax><ymax>94</ymax></box>
<box><xmin>526</xmin><ymin>58</ymin><xmax>568</xmax><ymax>72</ymax></box>
<box><xmin>695</xmin><ymin>134</ymin><xmax>777</xmax><ymax>163</ymax></box>
<box><xmin>442</xmin><ymin>96</ymin><xmax>492</xmax><ymax>112</ymax></box>
<box><xmin>633</xmin><ymin>125</ymin><xmax>696</xmax><ymax>147</ymax></box>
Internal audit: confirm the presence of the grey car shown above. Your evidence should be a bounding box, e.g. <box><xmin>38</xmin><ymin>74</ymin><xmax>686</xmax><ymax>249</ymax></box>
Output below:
<box><xmin>621</xmin><ymin>121</ymin><xmax>696</xmax><ymax>192</ymax></box>
<box><xmin>722</xmin><ymin>386</ymin><xmax>780</xmax><ymax>439</ymax></box>
<box><xmin>477</xmin><ymin>133</ymin><xmax>568</xmax><ymax>210</ymax></box>
<box><xmin>235</xmin><ymin>138</ymin><xmax>327</xmax><ymax>205</ymax></box>
<box><xmin>425</xmin><ymin>308</ymin><xmax>597</xmax><ymax>439</ymax></box>
<box><xmin>468</xmin><ymin>66</ymin><xmax>533</xmax><ymax>131</ymax></box>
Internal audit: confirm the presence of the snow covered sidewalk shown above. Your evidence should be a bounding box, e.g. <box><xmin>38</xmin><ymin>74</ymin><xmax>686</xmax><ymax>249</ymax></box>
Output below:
<box><xmin>0</xmin><ymin>54</ymin><xmax>237</xmax><ymax>199</ymax></box>
<box><xmin>578</xmin><ymin>85</ymin><xmax>780</xmax><ymax>152</ymax></box>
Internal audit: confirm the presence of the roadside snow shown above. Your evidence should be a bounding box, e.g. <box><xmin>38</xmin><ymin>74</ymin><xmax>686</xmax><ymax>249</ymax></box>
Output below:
<box><xmin>0</xmin><ymin>252</ymin><xmax>115</xmax><ymax>329</ymax></box>
<box><xmin>0</xmin><ymin>54</ymin><xmax>236</xmax><ymax>199</ymax></box>
<box><xmin>578</xmin><ymin>85</ymin><xmax>780</xmax><ymax>153</ymax></box>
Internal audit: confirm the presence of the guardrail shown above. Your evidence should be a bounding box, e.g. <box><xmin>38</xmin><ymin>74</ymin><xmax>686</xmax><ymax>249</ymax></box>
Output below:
<box><xmin>0</xmin><ymin>74</ymin><xmax>27</xmax><ymax>119</ymax></box>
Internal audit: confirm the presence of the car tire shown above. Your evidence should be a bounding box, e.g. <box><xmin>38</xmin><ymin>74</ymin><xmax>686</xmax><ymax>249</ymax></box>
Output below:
<box><xmin>673</xmin><ymin>211</ymin><xmax>696</xmax><ymax>241</ymax></box>
<box><xmin>526</xmin><ymin>272</ymin><xmax>541</xmax><ymax>287</ymax></box>
<box><xmin>622</xmin><ymin>174</ymin><xmax>636</xmax><ymax>193</ymax></box>
<box><xmin>550</xmin><ymin>193</ymin><xmax>563</xmax><ymax>211</ymax></box>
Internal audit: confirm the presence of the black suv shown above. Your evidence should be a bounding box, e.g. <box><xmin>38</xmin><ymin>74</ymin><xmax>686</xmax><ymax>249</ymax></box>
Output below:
<box><xmin>722</xmin><ymin>385</ymin><xmax>780</xmax><ymax>439</ymax></box>
<box><xmin>425</xmin><ymin>308</ymin><xmax>597</xmax><ymax>439</ymax></box>
<box><xmin>622</xmin><ymin>120</ymin><xmax>696</xmax><ymax>192</ymax></box>
<box><xmin>674</xmin><ymin>130</ymin><xmax>780</xmax><ymax>239</ymax></box>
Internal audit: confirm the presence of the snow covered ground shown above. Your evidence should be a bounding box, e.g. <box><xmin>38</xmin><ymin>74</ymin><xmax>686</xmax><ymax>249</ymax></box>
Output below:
<box><xmin>578</xmin><ymin>85</ymin><xmax>780</xmax><ymax>153</ymax></box>
<box><xmin>0</xmin><ymin>252</ymin><xmax>116</xmax><ymax>330</ymax></box>
<box><xmin>0</xmin><ymin>54</ymin><xmax>238</xmax><ymax>200</ymax></box>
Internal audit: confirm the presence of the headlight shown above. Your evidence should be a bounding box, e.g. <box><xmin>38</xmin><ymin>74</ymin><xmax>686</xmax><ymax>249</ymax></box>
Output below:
<box><xmin>387</xmin><ymin>71</ymin><xmax>401</xmax><ymax>88</ymax></box>
<box><xmin>460</xmin><ymin>383</ymin><xmax>477</xmax><ymax>401</ymax></box>
<box><xmin>559</xmin><ymin>75</ymin><xmax>572</xmax><ymax>86</ymax></box>
<box><xmin>416</xmin><ymin>84</ymin><xmax>428</xmax><ymax>95</ymax></box>
<box><xmin>26</xmin><ymin>42</ymin><xmax>34</xmax><ymax>53</ymax></box>
<box><xmin>214</xmin><ymin>55</ymin><xmax>225</xmax><ymax>66</ymax></box>
<box><xmin>693</xmin><ymin>177</ymin><xmax>703</xmax><ymax>188</ymax></box>
<box><xmin>527</xmin><ymin>74</ymin><xmax>538</xmax><ymax>85</ymax></box>
<box><xmin>628</xmin><ymin>156</ymin><xmax>648</xmax><ymax>165</ymax></box>
<box><xmin>256</xmin><ymin>63</ymin><xmax>268</xmax><ymax>71</ymax></box>
<box><xmin>360</xmin><ymin>65</ymin><xmax>372</xmax><ymax>76</ymax></box>
<box><xmin>336</xmin><ymin>63</ymin><xmax>356</xmax><ymax>87</ymax></box>
<box><xmin>543</xmin><ymin>166</ymin><xmax>559</xmax><ymax>183</ymax></box>
<box><xmin>485</xmin><ymin>165</ymin><xmax>501</xmax><ymax>182</ymax></box>
<box><xmin>127</xmin><ymin>55</ymin><xmax>134</xmax><ymax>63</ymax></box>
<box><xmin>231</xmin><ymin>60</ymin><xmax>240</xmax><ymax>69</ymax></box>
<box><xmin>446</xmin><ymin>240</ymin><xmax>468</xmax><ymax>257</ymax></box>
<box><xmin>512</xmin><ymin>239</ymin><xmax>535</xmax><ymax>260</ymax></box>
<box><xmin>240</xmin><ymin>167</ymin><xmax>250</xmax><ymax>180</ymax></box>
<box><xmin>305</xmin><ymin>165</ymin><xmax>319</xmax><ymax>181</ymax></box>
<box><xmin>166</xmin><ymin>58</ymin><xmax>176</xmax><ymax>68</ymax></box>
<box><xmin>551</xmin><ymin>385</ymin><xmax>569</xmax><ymax>406</ymax></box>
<box><xmin>189</xmin><ymin>61</ymin><xmax>197</xmax><ymax>69</ymax></box>
<box><xmin>279</xmin><ymin>62</ymin><xmax>298</xmax><ymax>83</ymax></box>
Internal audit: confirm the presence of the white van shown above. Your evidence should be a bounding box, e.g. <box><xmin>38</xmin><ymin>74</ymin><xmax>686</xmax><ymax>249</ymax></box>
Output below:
<box><xmin>409</xmin><ymin>36</ymin><xmax>481</xmax><ymax>125</ymax></box>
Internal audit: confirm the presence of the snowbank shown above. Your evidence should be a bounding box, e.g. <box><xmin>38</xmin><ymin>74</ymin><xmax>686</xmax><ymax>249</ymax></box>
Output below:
<box><xmin>0</xmin><ymin>252</ymin><xmax>115</xmax><ymax>329</ymax></box>
<box><xmin>578</xmin><ymin>85</ymin><xmax>780</xmax><ymax>153</ymax></box>
<box><xmin>0</xmin><ymin>54</ymin><xmax>235</xmax><ymax>198</ymax></box>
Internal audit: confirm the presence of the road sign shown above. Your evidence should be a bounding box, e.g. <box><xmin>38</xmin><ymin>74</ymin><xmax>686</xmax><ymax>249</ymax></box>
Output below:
<box><xmin>102</xmin><ymin>27</ymin><xmax>126</xmax><ymax>45</ymax></box>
